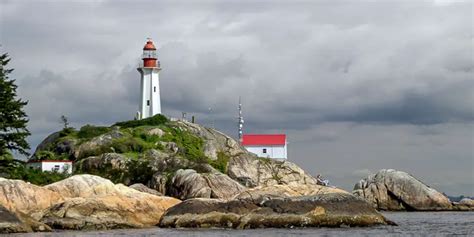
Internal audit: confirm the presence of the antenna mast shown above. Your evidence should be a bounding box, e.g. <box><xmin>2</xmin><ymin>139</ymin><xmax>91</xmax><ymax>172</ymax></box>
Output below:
<box><xmin>238</xmin><ymin>96</ymin><xmax>244</xmax><ymax>143</ymax></box>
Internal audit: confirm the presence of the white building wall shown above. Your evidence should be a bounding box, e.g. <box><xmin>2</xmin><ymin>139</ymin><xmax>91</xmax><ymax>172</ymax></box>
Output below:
<box><xmin>41</xmin><ymin>162</ymin><xmax>73</xmax><ymax>174</ymax></box>
<box><xmin>244</xmin><ymin>145</ymin><xmax>287</xmax><ymax>159</ymax></box>
<box><xmin>27</xmin><ymin>162</ymin><xmax>73</xmax><ymax>174</ymax></box>
<box><xmin>138</xmin><ymin>68</ymin><xmax>161</xmax><ymax>119</ymax></box>
<box><xmin>151</xmin><ymin>68</ymin><xmax>161</xmax><ymax>115</ymax></box>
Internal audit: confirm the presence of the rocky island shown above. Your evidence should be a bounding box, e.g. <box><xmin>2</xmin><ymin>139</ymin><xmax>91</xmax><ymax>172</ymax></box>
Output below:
<box><xmin>1</xmin><ymin>115</ymin><xmax>470</xmax><ymax>233</ymax></box>
<box><xmin>353</xmin><ymin>169</ymin><xmax>473</xmax><ymax>211</ymax></box>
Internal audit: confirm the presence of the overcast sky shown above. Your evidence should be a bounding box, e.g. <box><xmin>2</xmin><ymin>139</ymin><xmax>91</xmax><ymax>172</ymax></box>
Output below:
<box><xmin>1</xmin><ymin>0</ymin><xmax>472</xmax><ymax>195</ymax></box>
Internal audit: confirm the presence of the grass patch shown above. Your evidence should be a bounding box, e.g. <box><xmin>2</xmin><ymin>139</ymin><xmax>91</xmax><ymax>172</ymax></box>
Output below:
<box><xmin>122</xmin><ymin>152</ymin><xmax>141</xmax><ymax>160</ymax></box>
<box><xmin>161</xmin><ymin>126</ymin><xmax>207</xmax><ymax>163</ymax></box>
<box><xmin>114</xmin><ymin>114</ymin><xmax>168</xmax><ymax>128</ymax></box>
<box><xmin>77</xmin><ymin>125</ymin><xmax>111</xmax><ymax>139</ymax></box>
<box><xmin>110</xmin><ymin>136</ymin><xmax>155</xmax><ymax>153</ymax></box>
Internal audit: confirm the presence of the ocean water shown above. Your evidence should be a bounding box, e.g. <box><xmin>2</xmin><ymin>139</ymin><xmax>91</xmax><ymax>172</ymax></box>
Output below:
<box><xmin>4</xmin><ymin>212</ymin><xmax>473</xmax><ymax>237</ymax></box>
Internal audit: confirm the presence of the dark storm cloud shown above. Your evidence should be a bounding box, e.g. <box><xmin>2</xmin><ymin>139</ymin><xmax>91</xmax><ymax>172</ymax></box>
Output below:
<box><xmin>1</xmin><ymin>0</ymin><xmax>472</xmax><ymax>195</ymax></box>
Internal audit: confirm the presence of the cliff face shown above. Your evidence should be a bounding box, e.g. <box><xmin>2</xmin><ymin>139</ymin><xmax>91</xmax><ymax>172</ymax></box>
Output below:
<box><xmin>34</xmin><ymin>117</ymin><xmax>321</xmax><ymax>200</ymax></box>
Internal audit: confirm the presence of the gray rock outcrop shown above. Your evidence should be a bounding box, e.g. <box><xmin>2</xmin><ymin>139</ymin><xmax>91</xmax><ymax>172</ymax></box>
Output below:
<box><xmin>173</xmin><ymin>121</ymin><xmax>245</xmax><ymax>160</ymax></box>
<box><xmin>0</xmin><ymin>205</ymin><xmax>33</xmax><ymax>233</ymax></box>
<box><xmin>227</xmin><ymin>154</ymin><xmax>318</xmax><ymax>188</ymax></box>
<box><xmin>234</xmin><ymin>184</ymin><xmax>348</xmax><ymax>203</ymax></box>
<box><xmin>159</xmin><ymin>193</ymin><xmax>395</xmax><ymax>228</ymax></box>
<box><xmin>73</xmin><ymin>129</ymin><xmax>123</xmax><ymax>159</ymax></box>
<box><xmin>168</xmin><ymin>169</ymin><xmax>246</xmax><ymax>200</ymax></box>
<box><xmin>353</xmin><ymin>169</ymin><xmax>453</xmax><ymax>211</ymax></box>
<box><xmin>459</xmin><ymin>198</ymin><xmax>474</xmax><ymax>207</ymax></box>
<box><xmin>129</xmin><ymin>183</ymin><xmax>162</xmax><ymax>196</ymax></box>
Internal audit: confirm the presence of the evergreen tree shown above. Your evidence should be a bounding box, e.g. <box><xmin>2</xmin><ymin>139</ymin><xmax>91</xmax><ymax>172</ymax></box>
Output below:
<box><xmin>0</xmin><ymin>53</ymin><xmax>30</xmax><ymax>157</ymax></box>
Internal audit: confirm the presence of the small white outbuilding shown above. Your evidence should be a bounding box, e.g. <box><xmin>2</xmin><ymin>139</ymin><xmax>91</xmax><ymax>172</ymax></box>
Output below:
<box><xmin>27</xmin><ymin>160</ymin><xmax>73</xmax><ymax>174</ymax></box>
<box><xmin>241</xmin><ymin>134</ymin><xmax>288</xmax><ymax>160</ymax></box>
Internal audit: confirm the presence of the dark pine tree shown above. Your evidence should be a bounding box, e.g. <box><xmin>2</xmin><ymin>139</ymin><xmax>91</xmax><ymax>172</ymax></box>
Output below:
<box><xmin>0</xmin><ymin>53</ymin><xmax>31</xmax><ymax>158</ymax></box>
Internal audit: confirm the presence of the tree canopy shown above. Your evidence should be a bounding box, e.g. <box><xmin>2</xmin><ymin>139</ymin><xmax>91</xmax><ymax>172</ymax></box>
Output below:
<box><xmin>0</xmin><ymin>53</ymin><xmax>30</xmax><ymax>157</ymax></box>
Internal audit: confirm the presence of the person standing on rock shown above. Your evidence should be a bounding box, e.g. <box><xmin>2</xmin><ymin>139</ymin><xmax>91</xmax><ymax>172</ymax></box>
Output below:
<box><xmin>317</xmin><ymin>174</ymin><xmax>330</xmax><ymax>186</ymax></box>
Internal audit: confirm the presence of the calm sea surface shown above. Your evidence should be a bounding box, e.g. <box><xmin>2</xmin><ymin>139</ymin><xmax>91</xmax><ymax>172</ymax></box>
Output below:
<box><xmin>4</xmin><ymin>212</ymin><xmax>473</xmax><ymax>237</ymax></box>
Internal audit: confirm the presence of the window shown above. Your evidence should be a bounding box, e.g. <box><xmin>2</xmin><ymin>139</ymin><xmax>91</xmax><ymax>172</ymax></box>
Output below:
<box><xmin>154</xmin><ymin>86</ymin><xmax>156</xmax><ymax>92</ymax></box>
<box><xmin>147</xmin><ymin>100</ymin><xmax>150</xmax><ymax>106</ymax></box>
<box><xmin>262</xmin><ymin>148</ymin><xmax>267</xmax><ymax>154</ymax></box>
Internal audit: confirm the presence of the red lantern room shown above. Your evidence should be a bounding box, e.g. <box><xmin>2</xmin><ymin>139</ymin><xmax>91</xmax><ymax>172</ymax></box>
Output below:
<box><xmin>142</xmin><ymin>39</ymin><xmax>159</xmax><ymax>68</ymax></box>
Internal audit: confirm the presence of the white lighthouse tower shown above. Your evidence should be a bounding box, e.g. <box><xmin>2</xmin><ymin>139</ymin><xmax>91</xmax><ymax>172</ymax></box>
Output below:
<box><xmin>136</xmin><ymin>39</ymin><xmax>161</xmax><ymax>119</ymax></box>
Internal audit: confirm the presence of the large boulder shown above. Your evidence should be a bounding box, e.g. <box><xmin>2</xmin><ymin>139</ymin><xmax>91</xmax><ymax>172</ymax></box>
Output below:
<box><xmin>74</xmin><ymin>153</ymin><xmax>129</xmax><ymax>183</ymax></box>
<box><xmin>452</xmin><ymin>198</ymin><xmax>474</xmax><ymax>211</ymax></box>
<box><xmin>167</xmin><ymin>169</ymin><xmax>246</xmax><ymax>200</ymax></box>
<box><xmin>1</xmin><ymin>203</ymin><xmax>52</xmax><ymax>234</ymax></box>
<box><xmin>75</xmin><ymin>153</ymin><xmax>128</xmax><ymax>172</ymax></box>
<box><xmin>0</xmin><ymin>204</ymin><xmax>32</xmax><ymax>233</ymax></box>
<box><xmin>41</xmin><ymin>191</ymin><xmax>180</xmax><ymax>230</ymax></box>
<box><xmin>459</xmin><ymin>198</ymin><xmax>474</xmax><ymax>207</ymax></box>
<box><xmin>173</xmin><ymin>121</ymin><xmax>245</xmax><ymax>160</ymax></box>
<box><xmin>234</xmin><ymin>184</ymin><xmax>348</xmax><ymax>203</ymax></box>
<box><xmin>159</xmin><ymin>193</ymin><xmax>395</xmax><ymax>228</ymax></box>
<box><xmin>353</xmin><ymin>169</ymin><xmax>453</xmax><ymax>211</ymax></box>
<box><xmin>45</xmin><ymin>174</ymin><xmax>120</xmax><ymax>198</ymax></box>
<box><xmin>0</xmin><ymin>174</ymin><xmax>181</xmax><ymax>231</ymax></box>
<box><xmin>129</xmin><ymin>183</ymin><xmax>162</xmax><ymax>196</ymax></box>
<box><xmin>33</xmin><ymin>132</ymin><xmax>61</xmax><ymax>154</ymax></box>
<box><xmin>0</xmin><ymin>178</ymin><xmax>64</xmax><ymax>216</ymax></box>
<box><xmin>228</xmin><ymin>154</ymin><xmax>318</xmax><ymax>188</ymax></box>
<box><xmin>40</xmin><ymin>174</ymin><xmax>181</xmax><ymax>230</ymax></box>
<box><xmin>73</xmin><ymin>129</ymin><xmax>123</xmax><ymax>159</ymax></box>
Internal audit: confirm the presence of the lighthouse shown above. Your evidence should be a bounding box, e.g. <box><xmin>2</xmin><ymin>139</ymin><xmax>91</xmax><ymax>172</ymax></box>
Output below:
<box><xmin>136</xmin><ymin>39</ymin><xmax>161</xmax><ymax>119</ymax></box>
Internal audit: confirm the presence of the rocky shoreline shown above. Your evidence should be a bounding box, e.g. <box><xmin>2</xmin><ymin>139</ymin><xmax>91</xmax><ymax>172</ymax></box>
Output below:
<box><xmin>1</xmin><ymin>119</ymin><xmax>471</xmax><ymax>233</ymax></box>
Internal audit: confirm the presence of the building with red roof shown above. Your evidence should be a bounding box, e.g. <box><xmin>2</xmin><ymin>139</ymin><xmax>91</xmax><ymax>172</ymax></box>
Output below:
<box><xmin>241</xmin><ymin>134</ymin><xmax>287</xmax><ymax>159</ymax></box>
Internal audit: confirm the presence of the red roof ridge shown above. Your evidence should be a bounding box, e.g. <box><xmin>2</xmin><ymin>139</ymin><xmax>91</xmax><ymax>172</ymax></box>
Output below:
<box><xmin>241</xmin><ymin>134</ymin><xmax>287</xmax><ymax>146</ymax></box>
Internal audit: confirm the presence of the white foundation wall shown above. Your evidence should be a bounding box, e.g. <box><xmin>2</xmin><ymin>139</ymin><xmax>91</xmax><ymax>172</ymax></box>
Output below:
<box><xmin>244</xmin><ymin>145</ymin><xmax>287</xmax><ymax>159</ymax></box>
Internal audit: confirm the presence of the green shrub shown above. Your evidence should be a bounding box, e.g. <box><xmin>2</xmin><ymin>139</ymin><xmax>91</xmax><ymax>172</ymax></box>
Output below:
<box><xmin>110</xmin><ymin>137</ymin><xmax>155</xmax><ymax>153</ymax></box>
<box><xmin>0</xmin><ymin>151</ymin><xmax>13</xmax><ymax>161</ymax></box>
<box><xmin>123</xmin><ymin>152</ymin><xmax>140</xmax><ymax>160</ymax></box>
<box><xmin>114</xmin><ymin>114</ymin><xmax>168</xmax><ymax>128</ymax></box>
<box><xmin>59</xmin><ymin>127</ymin><xmax>77</xmax><ymax>137</ymax></box>
<box><xmin>77</xmin><ymin>125</ymin><xmax>111</xmax><ymax>139</ymax></box>
<box><xmin>131</xmin><ymin>127</ymin><xmax>163</xmax><ymax>144</ymax></box>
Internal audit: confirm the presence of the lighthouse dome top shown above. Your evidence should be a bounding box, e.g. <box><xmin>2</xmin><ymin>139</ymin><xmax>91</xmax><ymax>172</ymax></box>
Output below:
<box><xmin>143</xmin><ymin>40</ymin><xmax>156</xmax><ymax>50</ymax></box>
